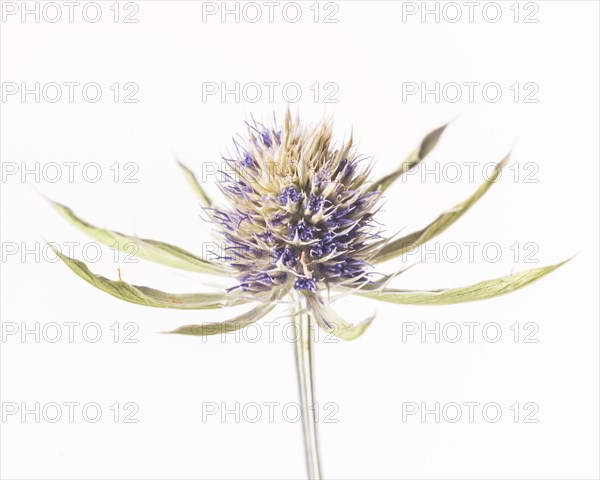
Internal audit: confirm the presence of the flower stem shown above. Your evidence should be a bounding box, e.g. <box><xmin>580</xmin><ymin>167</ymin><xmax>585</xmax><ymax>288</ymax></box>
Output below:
<box><xmin>292</xmin><ymin>304</ymin><xmax>323</xmax><ymax>479</ymax></box>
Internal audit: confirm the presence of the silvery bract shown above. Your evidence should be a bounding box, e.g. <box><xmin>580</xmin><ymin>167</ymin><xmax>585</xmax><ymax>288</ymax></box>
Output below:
<box><xmin>48</xmin><ymin>110</ymin><xmax>568</xmax><ymax>478</ymax></box>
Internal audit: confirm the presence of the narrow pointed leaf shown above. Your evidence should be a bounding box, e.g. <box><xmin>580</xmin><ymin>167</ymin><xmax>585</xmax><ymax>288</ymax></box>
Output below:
<box><xmin>54</xmin><ymin>249</ymin><xmax>244</xmax><ymax>309</ymax></box>
<box><xmin>373</xmin><ymin>153</ymin><xmax>510</xmax><ymax>264</ymax></box>
<box><xmin>306</xmin><ymin>295</ymin><xmax>374</xmax><ymax>341</ymax></box>
<box><xmin>48</xmin><ymin>199</ymin><xmax>229</xmax><ymax>275</ymax></box>
<box><xmin>368</xmin><ymin>123</ymin><xmax>448</xmax><ymax>193</ymax></box>
<box><xmin>177</xmin><ymin>159</ymin><xmax>214</xmax><ymax>208</ymax></box>
<box><xmin>165</xmin><ymin>303</ymin><xmax>275</xmax><ymax>336</ymax></box>
<box><xmin>357</xmin><ymin>260</ymin><xmax>570</xmax><ymax>305</ymax></box>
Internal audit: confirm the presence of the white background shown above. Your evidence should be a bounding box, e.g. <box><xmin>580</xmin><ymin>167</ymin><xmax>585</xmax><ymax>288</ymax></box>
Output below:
<box><xmin>1</xmin><ymin>1</ymin><xmax>599</xmax><ymax>479</ymax></box>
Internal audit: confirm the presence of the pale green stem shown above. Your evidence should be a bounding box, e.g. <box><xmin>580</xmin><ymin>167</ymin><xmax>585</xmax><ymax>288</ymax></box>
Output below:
<box><xmin>292</xmin><ymin>303</ymin><xmax>323</xmax><ymax>479</ymax></box>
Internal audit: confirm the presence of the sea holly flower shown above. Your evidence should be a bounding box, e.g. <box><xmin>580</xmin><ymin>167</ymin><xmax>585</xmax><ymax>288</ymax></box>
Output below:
<box><xmin>48</xmin><ymin>110</ymin><xmax>569</xmax><ymax>479</ymax></box>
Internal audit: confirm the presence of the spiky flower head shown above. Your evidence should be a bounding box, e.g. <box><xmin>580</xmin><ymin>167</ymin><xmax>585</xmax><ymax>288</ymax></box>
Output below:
<box><xmin>209</xmin><ymin>111</ymin><xmax>381</xmax><ymax>300</ymax></box>
<box><xmin>49</xmin><ymin>109</ymin><xmax>568</xmax><ymax>341</ymax></box>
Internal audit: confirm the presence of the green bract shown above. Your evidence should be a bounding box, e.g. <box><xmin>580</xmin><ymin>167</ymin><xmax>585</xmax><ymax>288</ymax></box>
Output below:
<box><xmin>48</xmin><ymin>112</ymin><xmax>568</xmax><ymax>340</ymax></box>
